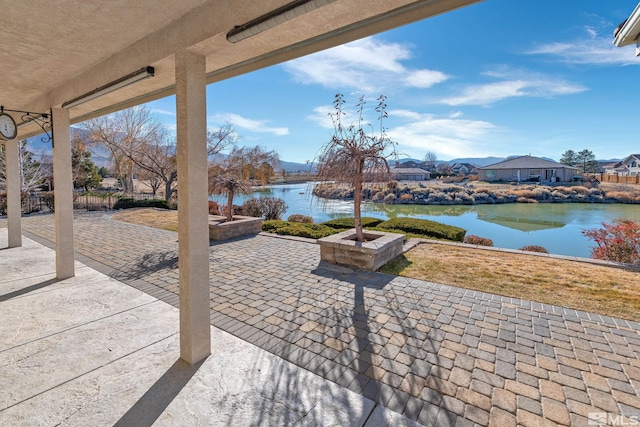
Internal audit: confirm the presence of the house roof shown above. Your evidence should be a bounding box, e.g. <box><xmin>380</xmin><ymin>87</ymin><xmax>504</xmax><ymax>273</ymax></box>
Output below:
<box><xmin>393</xmin><ymin>168</ymin><xmax>430</xmax><ymax>174</ymax></box>
<box><xmin>451</xmin><ymin>162</ymin><xmax>476</xmax><ymax>169</ymax></box>
<box><xmin>479</xmin><ymin>155</ymin><xmax>577</xmax><ymax>170</ymax></box>
<box><xmin>601</xmin><ymin>161</ymin><xmax>622</xmax><ymax>170</ymax></box>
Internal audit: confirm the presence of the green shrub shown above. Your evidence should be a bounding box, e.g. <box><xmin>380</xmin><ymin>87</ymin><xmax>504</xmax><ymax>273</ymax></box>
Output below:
<box><xmin>377</xmin><ymin>217</ymin><xmax>466</xmax><ymax>241</ymax></box>
<box><xmin>113</xmin><ymin>198</ymin><xmax>170</xmax><ymax>210</ymax></box>
<box><xmin>262</xmin><ymin>220</ymin><xmax>337</xmax><ymax>239</ymax></box>
<box><xmin>321</xmin><ymin>217</ymin><xmax>384</xmax><ymax>229</ymax></box>
<box><xmin>287</xmin><ymin>214</ymin><xmax>313</xmax><ymax>223</ymax></box>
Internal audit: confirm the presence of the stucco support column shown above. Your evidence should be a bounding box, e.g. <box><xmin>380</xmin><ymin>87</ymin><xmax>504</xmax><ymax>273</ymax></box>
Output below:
<box><xmin>5</xmin><ymin>140</ymin><xmax>22</xmax><ymax>247</ymax></box>
<box><xmin>175</xmin><ymin>50</ymin><xmax>211</xmax><ymax>364</ymax></box>
<box><xmin>52</xmin><ymin>108</ymin><xmax>75</xmax><ymax>279</ymax></box>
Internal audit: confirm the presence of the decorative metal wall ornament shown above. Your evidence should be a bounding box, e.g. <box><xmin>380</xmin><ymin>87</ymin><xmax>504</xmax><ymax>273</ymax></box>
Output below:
<box><xmin>0</xmin><ymin>105</ymin><xmax>53</xmax><ymax>145</ymax></box>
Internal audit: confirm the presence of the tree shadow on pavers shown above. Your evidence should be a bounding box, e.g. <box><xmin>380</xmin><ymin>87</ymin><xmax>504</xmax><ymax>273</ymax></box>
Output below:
<box><xmin>311</xmin><ymin>261</ymin><xmax>396</xmax><ymax>289</ymax></box>
<box><xmin>113</xmin><ymin>358</ymin><xmax>204</xmax><ymax>427</ymax></box>
<box><xmin>225</xmin><ymin>343</ymin><xmax>376</xmax><ymax>426</ymax></box>
<box><xmin>306</xmin><ymin>261</ymin><xmax>461</xmax><ymax>425</ymax></box>
<box><xmin>110</xmin><ymin>250</ymin><xmax>178</xmax><ymax>281</ymax></box>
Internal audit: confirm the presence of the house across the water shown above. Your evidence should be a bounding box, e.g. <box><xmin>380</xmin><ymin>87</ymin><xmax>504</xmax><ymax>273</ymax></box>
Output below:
<box><xmin>478</xmin><ymin>155</ymin><xmax>578</xmax><ymax>183</ymax></box>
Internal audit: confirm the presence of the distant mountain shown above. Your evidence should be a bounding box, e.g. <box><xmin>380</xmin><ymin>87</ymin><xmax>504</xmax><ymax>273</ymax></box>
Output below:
<box><xmin>277</xmin><ymin>160</ymin><xmax>317</xmax><ymax>172</ymax></box>
<box><xmin>447</xmin><ymin>157</ymin><xmax>505</xmax><ymax>167</ymax></box>
<box><xmin>25</xmin><ymin>127</ymin><xmax>110</xmax><ymax>167</ymax></box>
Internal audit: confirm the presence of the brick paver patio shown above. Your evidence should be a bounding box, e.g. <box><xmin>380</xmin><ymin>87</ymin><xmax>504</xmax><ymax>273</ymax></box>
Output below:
<box><xmin>6</xmin><ymin>211</ymin><xmax>640</xmax><ymax>426</ymax></box>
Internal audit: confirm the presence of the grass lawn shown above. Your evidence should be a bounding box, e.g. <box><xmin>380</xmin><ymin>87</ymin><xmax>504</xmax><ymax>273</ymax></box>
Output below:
<box><xmin>112</xmin><ymin>208</ymin><xmax>179</xmax><ymax>232</ymax></box>
<box><xmin>381</xmin><ymin>243</ymin><xmax>640</xmax><ymax>322</ymax></box>
<box><xmin>113</xmin><ymin>208</ymin><xmax>640</xmax><ymax>322</ymax></box>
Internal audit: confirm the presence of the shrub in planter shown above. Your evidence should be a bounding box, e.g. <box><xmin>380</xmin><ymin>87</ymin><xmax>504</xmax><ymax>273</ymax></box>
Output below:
<box><xmin>287</xmin><ymin>214</ymin><xmax>313</xmax><ymax>223</ymax></box>
<box><xmin>519</xmin><ymin>245</ymin><xmax>549</xmax><ymax>254</ymax></box>
<box><xmin>377</xmin><ymin>217</ymin><xmax>466</xmax><ymax>241</ymax></box>
<box><xmin>262</xmin><ymin>220</ymin><xmax>337</xmax><ymax>239</ymax></box>
<box><xmin>322</xmin><ymin>217</ymin><xmax>384</xmax><ymax>230</ymax></box>
<box><xmin>464</xmin><ymin>235</ymin><xmax>493</xmax><ymax>246</ymax></box>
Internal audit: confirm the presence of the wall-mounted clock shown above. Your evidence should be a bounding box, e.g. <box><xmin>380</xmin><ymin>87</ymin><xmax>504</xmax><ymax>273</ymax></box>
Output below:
<box><xmin>0</xmin><ymin>112</ymin><xmax>17</xmax><ymax>140</ymax></box>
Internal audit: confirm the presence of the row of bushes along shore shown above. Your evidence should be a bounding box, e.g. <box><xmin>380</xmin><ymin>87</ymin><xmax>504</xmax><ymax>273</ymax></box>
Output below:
<box><xmin>312</xmin><ymin>183</ymin><xmax>640</xmax><ymax>205</ymax></box>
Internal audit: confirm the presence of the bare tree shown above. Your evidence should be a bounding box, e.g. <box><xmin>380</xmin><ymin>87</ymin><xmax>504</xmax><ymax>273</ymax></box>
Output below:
<box><xmin>423</xmin><ymin>151</ymin><xmax>438</xmax><ymax>171</ymax></box>
<box><xmin>208</xmin><ymin>171</ymin><xmax>251</xmax><ymax>221</ymax></box>
<box><xmin>208</xmin><ymin>145</ymin><xmax>280</xmax><ymax>221</ymax></box>
<box><xmin>83</xmin><ymin>106</ymin><xmax>163</xmax><ymax>194</ymax></box>
<box><xmin>208</xmin><ymin>122</ymin><xmax>238</xmax><ymax>158</ymax></box>
<box><xmin>126</xmin><ymin>129</ymin><xmax>178</xmax><ymax>200</ymax></box>
<box><xmin>316</xmin><ymin>94</ymin><xmax>397</xmax><ymax>242</ymax></box>
<box><xmin>0</xmin><ymin>140</ymin><xmax>48</xmax><ymax>192</ymax></box>
<box><xmin>137</xmin><ymin>168</ymin><xmax>163</xmax><ymax>198</ymax></box>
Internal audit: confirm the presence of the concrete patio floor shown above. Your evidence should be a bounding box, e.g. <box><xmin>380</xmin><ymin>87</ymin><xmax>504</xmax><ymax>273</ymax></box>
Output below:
<box><xmin>0</xmin><ymin>229</ymin><xmax>417</xmax><ymax>426</ymax></box>
<box><xmin>3</xmin><ymin>212</ymin><xmax>640</xmax><ymax>426</ymax></box>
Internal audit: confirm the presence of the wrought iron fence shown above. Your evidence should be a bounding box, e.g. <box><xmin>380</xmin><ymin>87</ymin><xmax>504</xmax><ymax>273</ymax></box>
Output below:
<box><xmin>10</xmin><ymin>191</ymin><xmax>161</xmax><ymax>215</ymax></box>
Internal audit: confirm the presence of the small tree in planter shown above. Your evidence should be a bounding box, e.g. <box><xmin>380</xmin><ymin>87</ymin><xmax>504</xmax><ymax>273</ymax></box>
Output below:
<box><xmin>208</xmin><ymin>172</ymin><xmax>251</xmax><ymax>221</ymax></box>
<box><xmin>316</xmin><ymin>94</ymin><xmax>398</xmax><ymax>242</ymax></box>
<box><xmin>208</xmin><ymin>145</ymin><xmax>279</xmax><ymax>221</ymax></box>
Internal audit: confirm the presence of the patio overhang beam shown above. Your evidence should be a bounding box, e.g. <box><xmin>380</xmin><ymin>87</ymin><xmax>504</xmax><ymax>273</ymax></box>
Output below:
<box><xmin>614</xmin><ymin>2</ymin><xmax>640</xmax><ymax>54</ymax></box>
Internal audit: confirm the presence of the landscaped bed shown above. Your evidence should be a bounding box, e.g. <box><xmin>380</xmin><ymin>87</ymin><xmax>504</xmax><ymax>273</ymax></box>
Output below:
<box><xmin>262</xmin><ymin>216</ymin><xmax>466</xmax><ymax>241</ymax></box>
<box><xmin>112</xmin><ymin>208</ymin><xmax>640</xmax><ymax>322</ymax></box>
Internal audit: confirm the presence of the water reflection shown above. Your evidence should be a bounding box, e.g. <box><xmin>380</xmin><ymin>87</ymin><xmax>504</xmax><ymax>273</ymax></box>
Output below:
<box><xmin>209</xmin><ymin>183</ymin><xmax>640</xmax><ymax>257</ymax></box>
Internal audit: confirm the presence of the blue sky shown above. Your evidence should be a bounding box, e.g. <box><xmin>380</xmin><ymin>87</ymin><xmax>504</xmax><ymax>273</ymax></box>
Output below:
<box><xmin>146</xmin><ymin>0</ymin><xmax>640</xmax><ymax>164</ymax></box>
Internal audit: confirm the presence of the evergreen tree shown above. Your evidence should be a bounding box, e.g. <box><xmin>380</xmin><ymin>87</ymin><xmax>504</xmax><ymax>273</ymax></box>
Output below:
<box><xmin>559</xmin><ymin>150</ymin><xmax>577</xmax><ymax>167</ymax></box>
<box><xmin>576</xmin><ymin>149</ymin><xmax>597</xmax><ymax>173</ymax></box>
<box><xmin>72</xmin><ymin>137</ymin><xmax>102</xmax><ymax>190</ymax></box>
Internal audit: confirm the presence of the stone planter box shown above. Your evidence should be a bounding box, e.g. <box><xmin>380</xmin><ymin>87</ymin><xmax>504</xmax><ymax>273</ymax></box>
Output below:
<box><xmin>318</xmin><ymin>228</ymin><xmax>405</xmax><ymax>271</ymax></box>
<box><xmin>209</xmin><ymin>215</ymin><xmax>262</xmax><ymax>241</ymax></box>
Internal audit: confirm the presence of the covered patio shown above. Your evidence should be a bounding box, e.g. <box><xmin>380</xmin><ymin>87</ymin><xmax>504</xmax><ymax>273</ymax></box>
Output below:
<box><xmin>0</xmin><ymin>0</ymin><xmax>481</xmax><ymax>366</ymax></box>
<box><xmin>0</xmin><ymin>227</ymin><xmax>416</xmax><ymax>426</ymax></box>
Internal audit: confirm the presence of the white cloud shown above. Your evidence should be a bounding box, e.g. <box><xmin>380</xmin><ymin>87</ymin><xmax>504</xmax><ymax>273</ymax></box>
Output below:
<box><xmin>282</xmin><ymin>37</ymin><xmax>449</xmax><ymax>92</ymax></box>
<box><xmin>404</xmin><ymin>69</ymin><xmax>450</xmax><ymax>88</ymax></box>
<box><xmin>439</xmin><ymin>68</ymin><xmax>586</xmax><ymax>106</ymax></box>
<box><xmin>307</xmin><ymin>104</ymin><xmax>496</xmax><ymax>159</ymax></box>
<box><xmin>150</xmin><ymin>108</ymin><xmax>176</xmax><ymax>117</ymax></box>
<box><xmin>387</xmin><ymin>111</ymin><xmax>497</xmax><ymax>159</ymax></box>
<box><xmin>526</xmin><ymin>26</ymin><xmax>639</xmax><ymax>66</ymax></box>
<box><xmin>212</xmin><ymin>113</ymin><xmax>288</xmax><ymax>136</ymax></box>
<box><xmin>306</xmin><ymin>106</ymin><xmax>335</xmax><ymax>129</ymax></box>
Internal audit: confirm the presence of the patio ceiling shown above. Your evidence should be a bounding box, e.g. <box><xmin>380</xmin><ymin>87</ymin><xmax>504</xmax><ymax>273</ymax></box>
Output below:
<box><xmin>2</xmin><ymin>0</ymin><xmax>481</xmax><ymax>138</ymax></box>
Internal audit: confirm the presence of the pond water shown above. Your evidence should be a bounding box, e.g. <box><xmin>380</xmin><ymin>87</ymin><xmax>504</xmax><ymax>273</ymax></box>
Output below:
<box><xmin>211</xmin><ymin>183</ymin><xmax>640</xmax><ymax>258</ymax></box>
